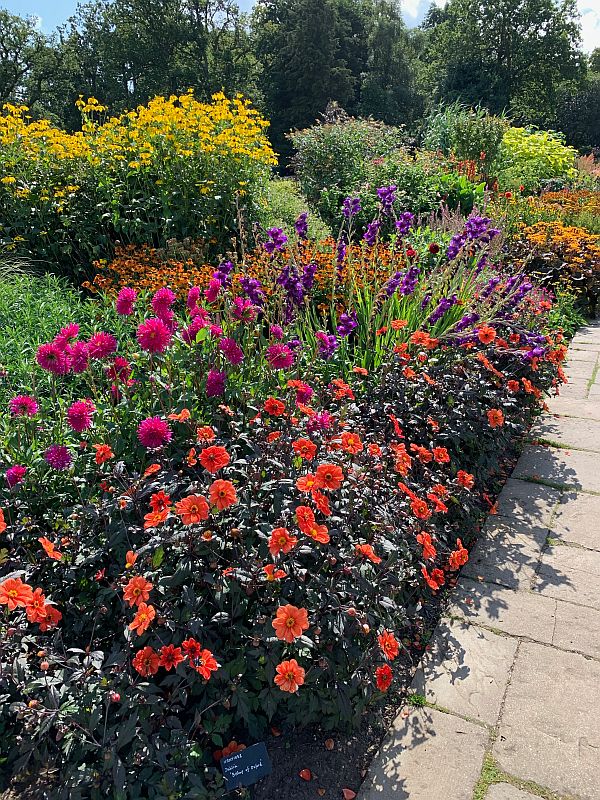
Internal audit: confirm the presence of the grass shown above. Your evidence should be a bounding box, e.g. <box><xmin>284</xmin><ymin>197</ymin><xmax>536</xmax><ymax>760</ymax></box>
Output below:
<box><xmin>472</xmin><ymin>753</ymin><xmax>578</xmax><ymax>800</ymax></box>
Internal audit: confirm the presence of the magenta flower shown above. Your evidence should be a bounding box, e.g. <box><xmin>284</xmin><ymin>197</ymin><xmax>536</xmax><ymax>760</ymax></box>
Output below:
<box><xmin>267</xmin><ymin>343</ymin><xmax>295</xmax><ymax>370</ymax></box>
<box><xmin>6</xmin><ymin>465</ymin><xmax>27</xmax><ymax>487</ymax></box>
<box><xmin>307</xmin><ymin>411</ymin><xmax>333</xmax><ymax>432</ymax></box>
<box><xmin>206</xmin><ymin>369</ymin><xmax>226</xmax><ymax>397</ymax></box>
<box><xmin>9</xmin><ymin>395</ymin><xmax>39</xmax><ymax>417</ymax></box>
<box><xmin>68</xmin><ymin>341</ymin><xmax>89</xmax><ymax>374</ymax></box>
<box><xmin>270</xmin><ymin>324</ymin><xmax>284</xmax><ymax>340</ymax></box>
<box><xmin>36</xmin><ymin>342</ymin><xmax>70</xmax><ymax>374</ymax></box>
<box><xmin>187</xmin><ymin>286</ymin><xmax>201</xmax><ymax>310</ymax></box>
<box><xmin>116</xmin><ymin>287</ymin><xmax>138</xmax><ymax>315</ymax></box>
<box><xmin>151</xmin><ymin>287</ymin><xmax>176</xmax><ymax>315</ymax></box>
<box><xmin>204</xmin><ymin>278</ymin><xmax>221</xmax><ymax>303</ymax></box>
<box><xmin>137</xmin><ymin>318</ymin><xmax>172</xmax><ymax>353</ymax></box>
<box><xmin>44</xmin><ymin>445</ymin><xmax>72</xmax><ymax>471</ymax></box>
<box><xmin>218</xmin><ymin>337</ymin><xmax>244</xmax><ymax>365</ymax></box>
<box><xmin>87</xmin><ymin>332</ymin><xmax>117</xmax><ymax>360</ymax></box>
<box><xmin>53</xmin><ymin>323</ymin><xmax>80</xmax><ymax>349</ymax></box>
<box><xmin>293</xmin><ymin>381</ymin><xmax>314</xmax><ymax>404</ymax></box>
<box><xmin>182</xmin><ymin>316</ymin><xmax>206</xmax><ymax>345</ymax></box>
<box><xmin>106</xmin><ymin>356</ymin><xmax>131</xmax><ymax>383</ymax></box>
<box><xmin>137</xmin><ymin>416</ymin><xmax>172</xmax><ymax>449</ymax></box>
<box><xmin>67</xmin><ymin>399</ymin><xmax>96</xmax><ymax>433</ymax></box>
<box><xmin>232</xmin><ymin>297</ymin><xmax>256</xmax><ymax>323</ymax></box>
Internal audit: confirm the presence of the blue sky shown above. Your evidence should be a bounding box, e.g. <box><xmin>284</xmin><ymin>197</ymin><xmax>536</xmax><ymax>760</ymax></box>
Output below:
<box><xmin>3</xmin><ymin>0</ymin><xmax>600</xmax><ymax>51</ymax></box>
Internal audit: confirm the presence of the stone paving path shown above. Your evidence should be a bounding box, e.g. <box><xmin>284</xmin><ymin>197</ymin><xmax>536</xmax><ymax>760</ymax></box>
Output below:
<box><xmin>360</xmin><ymin>323</ymin><xmax>600</xmax><ymax>800</ymax></box>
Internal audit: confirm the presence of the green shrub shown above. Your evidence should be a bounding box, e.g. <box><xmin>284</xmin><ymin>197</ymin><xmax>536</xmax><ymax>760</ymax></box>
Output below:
<box><xmin>498</xmin><ymin>127</ymin><xmax>579</xmax><ymax>192</ymax></box>
<box><xmin>423</xmin><ymin>103</ymin><xmax>509</xmax><ymax>179</ymax></box>
<box><xmin>290</xmin><ymin>117</ymin><xmax>406</xmax><ymax>208</ymax></box>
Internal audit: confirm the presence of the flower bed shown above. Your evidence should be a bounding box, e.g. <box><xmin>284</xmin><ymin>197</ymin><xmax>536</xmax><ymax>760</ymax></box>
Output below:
<box><xmin>0</xmin><ymin>196</ymin><xmax>566</xmax><ymax>798</ymax></box>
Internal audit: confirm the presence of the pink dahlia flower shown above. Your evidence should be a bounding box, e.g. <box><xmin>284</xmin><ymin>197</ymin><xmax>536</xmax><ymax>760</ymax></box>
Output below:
<box><xmin>87</xmin><ymin>332</ymin><xmax>117</xmax><ymax>360</ymax></box>
<box><xmin>137</xmin><ymin>318</ymin><xmax>172</xmax><ymax>353</ymax></box>
<box><xmin>137</xmin><ymin>416</ymin><xmax>172</xmax><ymax>449</ymax></box>
<box><xmin>151</xmin><ymin>287</ymin><xmax>176</xmax><ymax>315</ymax></box>
<box><xmin>116</xmin><ymin>287</ymin><xmax>138</xmax><ymax>316</ymax></box>
<box><xmin>9</xmin><ymin>395</ymin><xmax>39</xmax><ymax>417</ymax></box>
<box><xmin>218</xmin><ymin>337</ymin><xmax>244</xmax><ymax>365</ymax></box>
<box><xmin>67</xmin><ymin>341</ymin><xmax>89</xmax><ymax>374</ymax></box>
<box><xmin>267</xmin><ymin>343</ymin><xmax>295</xmax><ymax>370</ymax></box>
<box><xmin>45</xmin><ymin>445</ymin><xmax>72</xmax><ymax>471</ymax></box>
<box><xmin>36</xmin><ymin>343</ymin><xmax>70</xmax><ymax>374</ymax></box>
<box><xmin>106</xmin><ymin>356</ymin><xmax>132</xmax><ymax>383</ymax></box>
<box><xmin>67</xmin><ymin>399</ymin><xmax>96</xmax><ymax>432</ymax></box>
<box><xmin>206</xmin><ymin>369</ymin><xmax>226</xmax><ymax>397</ymax></box>
<box><xmin>53</xmin><ymin>323</ymin><xmax>80</xmax><ymax>349</ymax></box>
<box><xmin>6</xmin><ymin>465</ymin><xmax>27</xmax><ymax>487</ymax></box>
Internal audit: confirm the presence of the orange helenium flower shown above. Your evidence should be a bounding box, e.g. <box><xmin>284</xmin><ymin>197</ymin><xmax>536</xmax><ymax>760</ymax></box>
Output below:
<box><xmin>272</xmin><ymin>604</ymin><xmax>309</xmax><ymax>643</ymax></box>
<box><xmin>274</xmin><ymin>658</ymin><xmax>305</xmax><ymax>693</ymax></box>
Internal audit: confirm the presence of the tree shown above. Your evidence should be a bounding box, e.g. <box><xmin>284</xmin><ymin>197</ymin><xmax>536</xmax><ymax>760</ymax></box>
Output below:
<box><xmin>0</xmin><ymin>10</ymin><xmax>46</xmax><ymax>104</ymax></box>
<box><xmin>359</xmin><ymin>0</ymin><xmax>423</xmax><ymax>125</ymax></box>
<box><xmin>252</xmin><ymin>0</ymin><xmax>358</xmax><ymax>162</ymax></box>
<box><xmin>422</xmin><ymin>0</ymin><xmax>584</xmax><ymax>122</ymax></box>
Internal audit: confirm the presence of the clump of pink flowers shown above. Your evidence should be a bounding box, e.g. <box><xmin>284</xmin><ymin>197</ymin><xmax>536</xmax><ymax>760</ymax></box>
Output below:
<box><xmin>67</xmin><ymin>399</ymin><xmax>96</xmax><ymax>433</ymax></box>
<box><xmin>44</xmin><ymin>445</ymin><xmax>72</xmax><ymax>471</ymax></box>
<box><xmin>137</xmin><ymin>318</ymin><xmax>172</xmax><ymax>353</ymax></box>
<box><xmin>9</xmin><ymin>395</ymin><xmax>39</xmax><ymax>417</ymax></box>
<box><xmin>137</xmin><ymin>417</ymin><xmax>172</xmax><ymax>449</ymax></box>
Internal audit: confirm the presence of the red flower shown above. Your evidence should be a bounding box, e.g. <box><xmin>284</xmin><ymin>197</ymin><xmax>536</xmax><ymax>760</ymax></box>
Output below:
<box><xmin>197</xmin><ymin>426</ymin><xmax>216</xmax><ymax>442</ymax></box>
<box><xmin>26</xmin><ymin>588</ymin><xmax>47</xmax><ymax>623</ymax></box>
<box><xmin>355</xmin><ymin>543</ymin><xmax>382</xmax><ymax>564</ymax></box>
<box><xmin>375</xmin><ymin>664</ymin><xmax>393</xmax><ymax>691</ymax></box>
<box><xmin>448</xmin><ymin>538</ymin><xmax>469</xmax><ymax>570</ymax></box>
<box><xmin>341</xmin><ymin>431</ymin><xmax>363</xmax><ymax>454</ymax></box>
<box><xmin>150</xmin><ymin>491</ymin><xmax>171</xmax><ymax>513</ymax></box>
<box><xmin>311</xmin><ymin>489</ymin><xmax>331</xmax><ymax>516</ymax></box>
<box><xmin>0</xmin><ymin>577</ymin><xmax>33</xmax><ymax>610</ymax></box>
<box><xmin>209</xmin><ymin>479</ymin><xmax>237</xmax><ymax>511</ymax></box>
<box><xmin>487</xmin><ymin>408</ymin><xmax>504</xmax><ymax>428</ymax></box>
<box><xmin>478</xmin><ymin>326</ymin><xmax>496</xmax><ymax>345</ymax></box>
<box><xmin>268</xmin><ymin>527</ymin><xmax>298</xmax><ymax>556</ymax></box>
<box><xmin>175</xmin><ymin>494</ymin><xmax>209</xmax><ymax>525</ymax></box>
<box><xmin>272</xmin><ymin>604</ymin><xmax>309</xmax><ymax>643</ymax></box>
<box><xmin>133</xmin><ymin>646</ymin><xmax>160</xmax><ymax>677</ymax></box>
<box><xmin>292</xmin><ymin>438</ymin><xmax>317</xmax><ymax>461</ymax></box>
<box><xmin>296</xmin><ymin>474</ymin><xmax>316</xmax><ymax>492</ymax></box>
<box><xmin>129</xmin><ymin>603</ymin><xmax>156</xmax><ymax>635</ymax></box>
<box><xmin>296</xmin><ymin>505</ymin><xmax>329</xmax><ymax>544</ymax></box>
<box><xmin>199</xmin><ymin>445</ymin><xmax>230</xmax><ymax>474</ymax></box>
<box><xmin>378</xmin><ymin>630</ymin><xmax>400</xmax><ymax>660</ymax></box>
<box><xmin>274</xmin><ymin>658</ymin><xmax>305</xmax><ymax>693</ymax></box>
<box><xmin>314</xmin><ymin>463</ymin><xmax>344</xmax><ymax>491</ymax></box>
<box><xmin>38</xmin><ymin>536</ymin><xmax>62</xmax><ymax>561</ymax></box>
<box><xmin>422</xmin><ymin>566</ymin><xmax>445</xmax><ymax>592</ymax></box>
<box><xmin>181</xmin><ymin>637</ymin><xmax>203</xmax><ymax>661</ymax></box>
<box><xmin>411</xmin><ymin>498</ymin><xmax>431</xmax><ymax>520</ymax></box>
<box><xmin>416</xmin><ymin>531</ymin><xmax>436</xmax><ymax>560</ymax></box>
<box><xmin>191</xmin><ymin>648</ymin><xmax>219</xmax><ymax>680</ymax></box>
<box><xmin>123</xmin><ymin>576</ymin><xmax>152</xmax><ymax>607</ymax></box>
<box><xmin>263</xmin><ymin>564</ymin><xmax>287</xmax><ymax>581</ymax></box>
<box><xmin>93</xmin><ymin>444</ymin><xmax>114</xmax><ymax>464</ymax></box>
<box><xmin>432</xmin><ymin>447</ymin><xmax>450</xmax><ymax>464</ymax></box>
<box><xmin>159</xmin><ymin>644</ymin><xmax>185</xmax><ymax>671</ymax></box>
<box><xmin>457</xmin><ymin>470</ymin><xmax>475</xmax><ymax>489</ymax></box>
<box><xmin>264</xmin><ymin>397</ymin><xmax>286</xmax><ymax>416</ymax></box>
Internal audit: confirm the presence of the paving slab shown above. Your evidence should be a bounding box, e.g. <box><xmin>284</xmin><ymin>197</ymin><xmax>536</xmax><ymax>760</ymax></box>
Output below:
<box><xmin>411</xmin><ymin>620</ymin><xmax>517</xmax><ymax>725</ymax></box>
<box><xmin>543</xmin><ymin>396</ymin><xmax>600</xmax><ymax>422</ymax></box>
<box><xmin>449</xmin><ymin>578</ymin><xmax>556</xmax><ymax>644</ymax></box>
<box><xmin>495</xmin><ymin>478</ymin><xmax>561</xmax><ymax>527</ymax></box>
<box><xmin>494</xmin><ymin>642</ymin><xmax>600</xmax><ymax>799</ymax></box>
<box><xmin>565</xmin><ymin>349</ymin><xmax>599</xmax><ymax>363</ymax></box>
<box><xmin>550</xmin><ymin>491</ymin><xmax>600</xmax><ymax>550</ymax></box>
<box><xmin>571</xmin><ymin>327</ymin><xmax>600</xmax><ymax>346</ymax></box>
<box><xmin>360</xmin><ymin>706</ymin><xmax>488</xmax><ymax>800</ymax></box>
<box><xmin>512</xmin><ymin>444</ymin><xmax>600</xmax><ymax>493</ymax></box>
<box><xmin>530</xmin><ymin>414</ymin><xmax>600</xmax><ymax>452</ymax></box>
<box><xmin>486</xmin><ymin>785</ymin><xmax>536</xmax><ymax>800</ymax></box>
<box><xmin>462</xmin><ymin>518</ymin><xmax>547</xmax><ymax>590</ymax></box>
<box><xmin>534</xmin><ymin>544</ymin><xmax>600</xmax><ymax>610</ymax></box>
<box><xmin>553</xmin><ymin>599</ymin><xmax>600</xmax><ymax>659</ymax></box>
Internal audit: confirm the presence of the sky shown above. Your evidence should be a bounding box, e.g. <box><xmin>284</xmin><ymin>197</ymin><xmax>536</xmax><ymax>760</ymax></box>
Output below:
<box><xmin>3</xmin><ymin>0</ymin><xmax>600</xmax><ymax>52</ymax></box>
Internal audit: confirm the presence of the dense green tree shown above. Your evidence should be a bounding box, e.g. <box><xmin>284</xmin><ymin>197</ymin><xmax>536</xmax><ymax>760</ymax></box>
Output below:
<box><xmin>0</xmin><ymin>9</ymin><xmax>46</xmax><ymax>104</ymax></box>
<box><xmin>421</xmin><ymin>0</ymin><xmax>584</xmax><ymax>122</ymax></box>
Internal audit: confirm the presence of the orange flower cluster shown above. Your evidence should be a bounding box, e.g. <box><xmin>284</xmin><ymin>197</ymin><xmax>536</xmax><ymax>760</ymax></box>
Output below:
<box><xmin>531</xmin><ymin>190</ymin><xmax>600</xmax><ymax>219</ymax></box>
<box><xmin>85</xmin><ymin>238</ymin><xmax>398</xmax><ymax>300</ymax></box>
<box><xmin>519</xmin><ymin>221</ymin><xmax>600</xmax><ymax>277</ymax></box>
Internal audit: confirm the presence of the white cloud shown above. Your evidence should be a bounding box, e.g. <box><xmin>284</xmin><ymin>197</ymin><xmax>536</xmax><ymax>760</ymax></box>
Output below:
<box><xmin>579</xmin><ymin>0</ymin><xmax>600</xmax><ymax>52</ymax></box>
